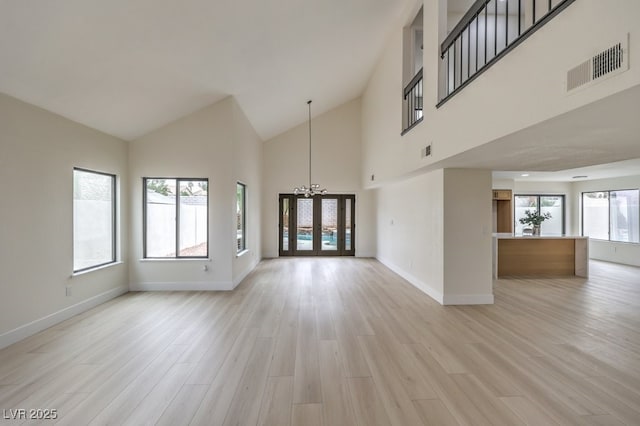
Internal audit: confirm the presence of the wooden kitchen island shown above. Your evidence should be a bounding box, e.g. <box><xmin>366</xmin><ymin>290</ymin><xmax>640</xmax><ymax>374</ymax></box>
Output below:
<box><xmin>493</xmin><ymin>234</ymin><xmax>589</xmax><ymax>278</ymax></box>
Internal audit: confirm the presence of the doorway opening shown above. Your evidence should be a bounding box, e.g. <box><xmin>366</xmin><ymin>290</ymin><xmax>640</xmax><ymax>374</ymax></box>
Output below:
<box><xmin>279</xmin><ymin>194</ymin><xmax>355</xmax><ymax>256</ymax></box>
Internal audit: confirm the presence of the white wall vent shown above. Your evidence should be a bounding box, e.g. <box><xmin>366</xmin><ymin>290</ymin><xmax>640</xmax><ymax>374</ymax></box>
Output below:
<box><xmin>567</xmin><ymin>34</ymin><xmax>629</xmax><ymax>93</ymax></box>
<box><xmin>567</xmin><ymin>60</ymin><xmax>591</xmax><ymax>91</ymax></box>
<box><xmin>421</xmin><ymin>144</ymin><xmax>432</xmax><ymax>158</ymax></box>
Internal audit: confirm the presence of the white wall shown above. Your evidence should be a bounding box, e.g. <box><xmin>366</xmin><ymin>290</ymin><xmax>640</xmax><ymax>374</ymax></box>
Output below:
<box><xmin>443</xmin><ymin>169</ymin><xmax>493</xmax><ymax>304</ymax></box>
<box><xmin>363</xmin><ymin>0</ymin><xmax>640</xmax><ymax>187</ymax></box>
<box><xmin>376</xmin><ymin>168</ymin><xmax>493</xmax><ymax>305</ymax></box>
<box><xmin>129</xmin><ymin>97</ymin><xmax>262</xmax><ymax>290</ymax></box>
<box><xmin>0</xmin><ymin>93</ymin><xmax>128</xmax><ymax>347</ymax></box>
<box><xmin>262</xmin><ymin>98</ymin><xmax>376</xmax><ymax>258</ymax></box>
<box><xmin>376</xmin><ymin>171</ymin><xmax>445</xmax><ymax>302</ymax></box>
<box><xmin>572</xmin><ymin>175</ymin><xmax>640</xmax><ymax>266</ymax></box>
<box><xmin>362</xmin><ymin>0</ymin><xmax>639</xmax><ymax>303</ymax></box>
<box><xmin>230</xmin><ymin>98</ymin><xmax>263</xmax><ymax>284</ymax></box>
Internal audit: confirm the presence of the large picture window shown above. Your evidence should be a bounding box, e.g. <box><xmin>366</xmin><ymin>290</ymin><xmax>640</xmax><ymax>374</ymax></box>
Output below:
<box><xmin>514</xmin><ymin>194</ymin><xmax>565</xmax><ymax>235</ymax></box>
<box><xmin>73</xmin><ymin>168</ymin><xmax>116</xmax><ymax>272</ymax></box>
<box><xmin>582</xmin><ymin>190</ymin><xmax>639</xmax><ymax>243</ymax></box>
<box><xmin>144</xmin><ymin>178</ymin><xmax>208</xmax><ymax>258</ymax></box>
<box><xmin>237</xmin><ymin>182</ymin><xmax>246</xmax><ymax>252</ymax></box>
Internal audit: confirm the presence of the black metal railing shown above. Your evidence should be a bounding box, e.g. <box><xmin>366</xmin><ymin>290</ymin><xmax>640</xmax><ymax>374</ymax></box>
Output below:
<box><xmin>438</xmin><ymin>0</ymin><xmax>575</xmax><ymax>106</ymax></box>
<box><xmin>402</xmin><ymin>68</ymin><xmax>423</xmax><ymax>134</ymax></box>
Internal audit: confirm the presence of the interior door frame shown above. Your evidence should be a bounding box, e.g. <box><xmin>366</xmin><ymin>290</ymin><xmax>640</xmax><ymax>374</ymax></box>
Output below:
<box><xmin>279</xmin><ymin>194</ymin><xmax>355</xmax><ymax>256</ymax></box>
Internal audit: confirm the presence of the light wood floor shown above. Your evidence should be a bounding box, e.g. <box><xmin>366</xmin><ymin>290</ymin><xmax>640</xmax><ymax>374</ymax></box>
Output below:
<box><xmin>1</xmin><ymin>258</ymin><xmax>640</xmax><ymax>425</ymax></box>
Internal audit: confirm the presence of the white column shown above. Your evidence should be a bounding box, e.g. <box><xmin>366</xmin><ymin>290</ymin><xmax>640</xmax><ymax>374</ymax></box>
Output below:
<box><xmin>442</xmin><ymin>168</ymin><xmax>494</xmax><ymax>304</ymax></box>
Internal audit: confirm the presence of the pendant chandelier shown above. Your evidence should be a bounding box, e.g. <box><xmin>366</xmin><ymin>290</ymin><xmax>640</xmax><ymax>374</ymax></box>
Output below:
<box><xmin>294</xmin><ymin>100</ymin><xmax>327</xmax><ymax>197</ymax></box>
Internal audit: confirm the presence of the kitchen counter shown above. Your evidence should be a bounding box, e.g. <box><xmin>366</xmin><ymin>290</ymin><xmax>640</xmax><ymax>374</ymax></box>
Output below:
<box><xmin>493</xmin><ymin>234</ymin><xmax>589</xmax><ymax>278</ymax></box>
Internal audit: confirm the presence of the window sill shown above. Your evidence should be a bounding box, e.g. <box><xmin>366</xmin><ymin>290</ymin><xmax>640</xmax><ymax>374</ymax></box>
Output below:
<box><xmin>587</xmin><ymin>238</ymin><xmax>640</xmax><ymax>245</ymax></box>
<box><xmin>139</xmin><ymin>258</ymin><xmax>211</xmax><ymax>262</ymax></box>
<box><xmin>72</xmin><ymin>261</ymin><xmax>123</xmax><ymax>277</ymax></box>
<box><xmin>236</xmin><ymin>249</ymin><xmax>250</xmax><ymax>258</ymax></box>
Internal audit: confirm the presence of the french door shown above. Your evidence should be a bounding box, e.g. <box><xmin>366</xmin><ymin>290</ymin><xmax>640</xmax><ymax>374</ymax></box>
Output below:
<box><xmin>279</xmin><ymin>194</ymin><xmax>355</xmax><ymax>256</ymax></box>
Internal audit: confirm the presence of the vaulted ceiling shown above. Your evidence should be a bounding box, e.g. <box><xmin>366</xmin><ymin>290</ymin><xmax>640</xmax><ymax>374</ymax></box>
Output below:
<box><xmin>0</xmin><ymin>0</ymin><xmax>410</xmax><ymax>141</ymax></box>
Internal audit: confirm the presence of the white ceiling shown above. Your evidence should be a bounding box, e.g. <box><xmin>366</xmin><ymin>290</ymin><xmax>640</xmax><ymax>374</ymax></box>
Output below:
<box><xmin>429</xmin><ymin>84</ymin><xmax>640</xmax><ymax>181</ymax></box>
<box><xmin>0</xmin><ymin>0</ymin><xmax>409</xmax><ymax>141</ymax></box>
<box><xmin>493</xmin><ymin>158</ymin><xmax>640</xmax><ymax>182</ymax></box>
<box><xmin>2</xmin><ymin>0</ymin><xmax>638</xmax><ymax>184</ymax></box>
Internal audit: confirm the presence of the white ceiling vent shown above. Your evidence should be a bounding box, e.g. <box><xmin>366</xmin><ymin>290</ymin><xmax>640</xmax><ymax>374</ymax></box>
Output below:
<box><xmin>567</xmin><ymin>34</ymin><xmax>629</xmax><ymax>93</ymax></box>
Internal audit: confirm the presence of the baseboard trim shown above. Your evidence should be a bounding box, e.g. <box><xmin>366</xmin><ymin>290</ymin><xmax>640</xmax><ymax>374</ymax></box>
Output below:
<box><xmin>442</xmin><ymin>294</ymin><xmax>495</xmax><ymax>305</ymax></box>
<box><xmin>590</xmin><ymin>255</ymin><xmax>640</xmax><ymax>268</ymax></box>
<box><xmin>376</xmin><ymin>256</ymin><xmax>444</xmax><ymax>305</ymax></box>
<box><xmin>129</xmin><ymin>281</ymin><xmax>234</xmax><ymax>291</ymax></box>
<box><xmin>0</xmin><ymin>286</ymin><xmax>128</xmax><ymax>350</ymax></box>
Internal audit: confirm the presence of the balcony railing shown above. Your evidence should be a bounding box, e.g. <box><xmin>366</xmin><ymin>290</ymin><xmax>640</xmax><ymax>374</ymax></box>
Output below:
<box><xmin>402</xmin><ymin>67</ymin><xmax>423</xmax><ymax>135</ymax></box>
<box><xmin>438</xmin><ymin>0</ymin><xmax>575</xmax><ymax>106</ymax></box>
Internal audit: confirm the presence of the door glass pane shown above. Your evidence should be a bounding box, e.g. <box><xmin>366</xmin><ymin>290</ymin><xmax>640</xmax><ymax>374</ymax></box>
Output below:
<box><xmin>610</xmin><ymin>190</ymin><xmax>640</xmax><ymax>243</ymax></box>
<box><xmin>282</xmin><ymin>198</ymin><xmax>290</xmax><ymax>251</ymax></box>
<box><xmin>321</xmin><ymin>199</ymin><xmax>338</xmax><ymax>251</ymax></box>
<box><xmin>540</xmin><ymin>196</ymin><xmax>563</xmax><ymax>235</ymax></box>
<box><xmin>583</xmin><ymin>192</ymin><xmax>609</xmax><ymax>240</ymax></box>
<box><xmin>514</xmin><ymin>195</ymin><xmax>538</xmax><ymax>234</ymax></box>
<box><xmin>297</xmin><ymin>198</ymin><xmax>313</xmax><ymax>251</ymax></box>
<box><xmin>345</xmin><ymin>198</ymin><xmax>352</xmax><ymax>251</ymax></box>
<box><xmin>178</xmin><ymin>180</ymin><xmax>208</xmax><ymax>256</ymax></box>
<box><xmin>146</xmin><ymin>179</ymin><xmax>177</xmax><ymax>257</ymax></box>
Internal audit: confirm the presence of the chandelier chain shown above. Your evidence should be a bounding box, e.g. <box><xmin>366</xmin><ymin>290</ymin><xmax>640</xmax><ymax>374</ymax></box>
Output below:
<box><xmin>293</xmin><ymin>100</ymin><xmax>327</xmax><ymax>197</ymax></box>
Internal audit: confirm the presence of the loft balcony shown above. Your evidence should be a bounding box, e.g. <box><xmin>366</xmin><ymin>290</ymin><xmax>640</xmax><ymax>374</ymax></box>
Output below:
<box><xmin>402</xmin><ymin>68</ymin><xmax>423</xmax><ymax>135</ymax></box>
<box><xmin>438</xmin><ymin>0</ymin><xmax>575</xmax><ymax>106</ymax></box>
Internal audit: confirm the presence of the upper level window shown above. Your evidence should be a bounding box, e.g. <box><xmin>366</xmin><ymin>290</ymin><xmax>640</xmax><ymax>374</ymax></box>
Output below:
<box><xmin>514</xmin><ymin>194</ymin><xmax>565</xmax><ymax>235</ymax></box>
<box><xmin>402</xmin><ymin>7</ymin><xmax>424</xmax><ymax>134</ymax></box>
<box><xmin>403</xmin><ymin>7</ymin><xmax>423</xmax><ymax>84</ymax></box>
<box><xmin>236</xmin><ymin>182</ymin><xmax>246</xmax><ymax>252</ymax></box>
<box><xmin>144</xmin><ymin>178</ymin><xmax>208</xmax><ymax>258</ymax></box>
<box><xmin>583</xmin><ymin>190</ymin><xmax>639</xmax><ymax>243</ymax></box>
<box><xmin>73</xmin><ymin>168</ymin><xmax>116</xmax><ymax>272</ymax></box>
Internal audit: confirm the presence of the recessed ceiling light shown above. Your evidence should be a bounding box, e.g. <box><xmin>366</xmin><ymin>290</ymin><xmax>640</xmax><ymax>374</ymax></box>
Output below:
<box><xmin>572</xmin><ymin>175</ymin><xmax>588</xmax><ymax>179</ymax></box>
<box><xmin>520</xmin><ymin>173</ymin><xmax>529</xmax><ymax>177</ymax></box>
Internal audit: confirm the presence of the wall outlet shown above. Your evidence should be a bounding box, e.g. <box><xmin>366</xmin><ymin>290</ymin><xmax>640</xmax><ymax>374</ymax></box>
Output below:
<box><xmin>65</xmin><ymin>285</ymin><xmax>72</xmax><ymax>296</ymax></box>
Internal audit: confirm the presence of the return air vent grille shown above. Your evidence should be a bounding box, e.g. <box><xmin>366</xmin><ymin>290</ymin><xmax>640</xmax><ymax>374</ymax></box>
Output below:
<box><xmin>421</xmin><ymin>144</ymin><xmax>432</xmax><ymax>158</ymax></box>
<box><xmin>567</xmin><ymin>60</ymin><xmax>591</xmax><ymax>91</ymax></box>
<box><xmin>593</xmin><ymin>43</ymin><xmax>624</xmax><ymax>80</ymax></box>
<box><xmin>567</xmin><ymin>35</ymin><xmax>629</xmax><ymax>93</ymax></box>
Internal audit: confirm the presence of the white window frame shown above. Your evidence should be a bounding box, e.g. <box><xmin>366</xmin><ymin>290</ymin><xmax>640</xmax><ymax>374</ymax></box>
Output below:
<box><xmin>582</xmin><ymin>189</ymin><xmax>640</xmax><ymax>243</ymax></box>
<box><xmin>143</xmin><ymin>177</ymin><xmax>209</xmax><ymax>259</ymax></box>
<box><xmin>73</xmin><ymin>168</ymin><xmax>117</xmax><ymax>273</ymax></box>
